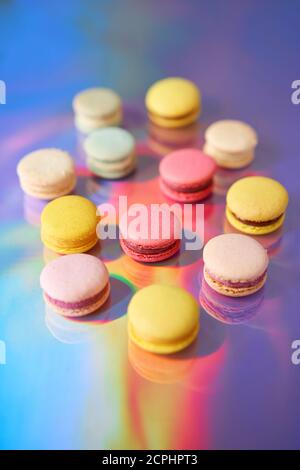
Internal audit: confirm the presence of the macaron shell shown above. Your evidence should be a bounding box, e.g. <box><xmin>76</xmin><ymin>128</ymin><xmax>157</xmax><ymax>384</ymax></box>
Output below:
<box><xmin>88</xmin><ymin>157</ymin><xmax>136</xmax><ymax>179</ymax></box>
<box><xmin>40</xmin><ymin>253</ymin><xmax>109</xmax><ymax>302</ymax></box>
<box><xmin>73</xmin><ymin>88</ymin><xmax>121</xmax><ymax>119</ymax></box>
<box><xmin>205</xmin><ymin>120</ymin><xmax>258</xmax><ymax>154</ymax></box>
<box><xmin>84</xmin><ymin>127</ymin><xmax>135</xmax><ymax>163</ymax></box>
<box><xmin>42</xmin><ymin>235</ymin><xmax>98</xmax><ymax>255</ymax></box>
<box><xmin>226</xmin><ymin>207</ymin><xmax>285</xmax><ymax>235</ymax></box>
<box><xmin>146</xmin><ymin>77</ymin><xmax>201</xmax><ymax>118</ymax></box>
<box><xmin>128</xmin><ymin>320</ymin><xmax>199</xmax><ymax>354</ymax></box>
<box><xmin>203</xmin><ymin>142</ymin><xmax>254</xmax><ymax>169</ymax></box>
<box><xmin>204</xmin><ymin>269</ymin><xmax>267</xmax><ymax>297</ymax></box>
<box><xmin>226</xmin><ymin>176</ymin><xmax>289</xmax><ymax>222</ymax></box>
<box><xmin>159</xmin><ymin>148</ymin><xmax>216</xmax><ymax>187</ymax></box>
<box><xmin>119</xmin><ymin>205</ymin><xmax>181</xmax><ymax>247</ymax></box>
<box><xmin>128</xmin><ymin>284</ymin><xmax>199</xmax><ymax>354</ymax></box>
<box><xmin>20</xmin><ymin>176</ymin><xmax>76</xmax><ymax>200</ymax></box>
<box><xmin>74</xmin><ymin>110</ymin><xmax>122</xmax><ymax>133</ymax></box>
<box><xmin>203</xmin><ymin>233</ymin><xmax>269</xmax><ymax>283</ymax></box>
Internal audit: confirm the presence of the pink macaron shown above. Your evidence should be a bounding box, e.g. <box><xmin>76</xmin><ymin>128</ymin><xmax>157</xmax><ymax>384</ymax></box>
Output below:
<box><xmin>40</xmin><ymin>254</ymin><xmax>110</xmax><ymax>317</ymax></box>
<box><xmin>119</xmin><ymin>205</ymin><xmax>181</xmax><ymax>263</ymax></box>
<box><xmin>159</xmin><ymin>148</ymin><xmax>216</xmax><ymax>202</ymax></box>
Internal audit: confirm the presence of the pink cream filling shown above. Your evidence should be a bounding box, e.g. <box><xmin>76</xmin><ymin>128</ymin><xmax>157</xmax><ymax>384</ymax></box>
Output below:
<box><xmin>206</xmin><ymin>269</ymin><xmax>267</xmax><ymax>288</ymax></box>
<box><xmin>45</xmin><ymin>284</ymin><xmax>109</xmax><ymax>310</ymax></box>
<box><xmin>161</xmin><ymin>177</ymin><xmax>213</xmax><ymax>194</ymax></box>
<box><xmin>122</xmin><ymin>238</ymin><xmax>180</xmax><ymax>254</ymax></box>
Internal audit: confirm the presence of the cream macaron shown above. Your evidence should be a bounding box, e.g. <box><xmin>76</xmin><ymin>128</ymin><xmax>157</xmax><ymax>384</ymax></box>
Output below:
<box><xmin>17</xmin><ymin>148</ymin><xmax>76</xmax><ymax>200</ymax></box>
<box><xmin>73</xmin><ymin>87</ymin><xmax>122</xmax><ymax>133</ymax></box>
<box><xmin>203</xmin><ymin>120</ymin><xmax>258</xmax><ymax>169</ymax></box>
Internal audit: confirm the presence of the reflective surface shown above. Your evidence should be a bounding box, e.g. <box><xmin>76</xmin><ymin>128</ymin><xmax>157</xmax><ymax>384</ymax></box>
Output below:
<box><xmin>1</xmin><ymin>0</ymin><xmax>300</xmax><ymax>450</ymax></box>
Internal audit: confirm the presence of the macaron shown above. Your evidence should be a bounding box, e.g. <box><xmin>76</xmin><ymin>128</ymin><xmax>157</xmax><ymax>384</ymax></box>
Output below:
<box><xmin>17</xmin><ymin>148</ymin><xmax>76</xmax><ymax>199</ymax></box>
<box><xmin>226</xmin><ymin>176</ymin><xmax>289</xmax><ymax>235</ymax></box>
<box><xmin>203</xmin><ymin>120</ymin><xmax>257</xmax><ymax>168</ymax></box>
<box><xmin>203</xmin><ymin>234</ymin><xmax>269</xmax><ymax>297</ymax></box>
<box><xmin>145</xmin><ymin>77</ymin><xmax>201</xmax><ymax>128</ymax></box>
<box><xmin>41</xmin><ymin>195</ymin><xmax>99</xmax><ymax>254</ymax></box>
<box><xmin>40</xmin><ymin>254</ymin><xmax>110</xmax><ymax>317</ymax></box>
<box><xmin>159</xmin><ymin>148</ymin><xmax>216</xmax><ymax>202</ymax></box>
<box><xmin>128</xmin><ymin>284</ymin><xmax>199</xmax><ymax>354</ymax></box>
<box><xmin>84</xmin><ymin>127</ymin><xmax>136</xmax><ymax>179</ymax></box>
<box><xmin>72</xmin><ymin>87</ymin><xmax>122</xmax><ymax>133</ymax></box>
<box><xmin>119</xmin><ymin>205</ymin><xmax>181</xmax><ymax>263</ymax></box>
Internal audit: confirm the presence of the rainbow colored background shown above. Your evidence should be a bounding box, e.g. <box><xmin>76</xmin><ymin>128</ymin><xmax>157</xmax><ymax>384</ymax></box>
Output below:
<box><xmin>0</xmin><ymin>0</ymin><xmax>300</xmax><ymax>449</ymax></box>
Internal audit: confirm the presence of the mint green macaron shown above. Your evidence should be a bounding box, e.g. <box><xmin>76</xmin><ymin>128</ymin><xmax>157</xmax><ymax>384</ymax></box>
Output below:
<box><xmin>84</xmin><ymin>127</ymin><xmax>136</xmax><ymax>179</ymax></box>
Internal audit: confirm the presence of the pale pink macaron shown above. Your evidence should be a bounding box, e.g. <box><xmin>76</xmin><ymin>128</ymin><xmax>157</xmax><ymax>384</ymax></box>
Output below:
<box><xmin>40</xmin><ymin>254</ymin><xmax>110</xmax><ymax>317</ymax></box>
<box><xmin>159</xmin><ymin>148</ymin><xmax>216</xmax><ymax>202</ymax></box>
<box><xmin>203</xmin><ymin>234</ymin><xmax>269</xmax><ymax>297</ymax></box>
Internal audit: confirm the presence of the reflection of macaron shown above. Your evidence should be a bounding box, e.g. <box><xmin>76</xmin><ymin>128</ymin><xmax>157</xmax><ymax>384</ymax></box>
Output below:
<box><xmin>128</xmin><ymin>284</ymin><xmax>199</xmax><ymax>354</ymax></box>
<box><xmin>203</xmin><ymin>234</ymin><xmax>269</xmax><ymax>297</ymax></box>
<box><xmin>128</xmin><ymin>339</ymin><xmax>195</xmax><ymax>384</ymax></box>
<box><xmin>84</xmin><ymin>127</ymin><xmax>136</xmax><ymax>179</ymax></box>
<box><xmin>200</xmin><ymin>279</ymin><xmax>264</xmax><ymax>324</ymax></box>
<box><xmin>145</xmin><ymin>78</ymin><xmax>201</xmax><ymax>128</ymax></box>
<box><xmin>41</xmin><ymin>254</ymin><xmax>110</xmax><ymax>317</ymax></box>
<box><xmin>147</xmin><ymin>121</ymin><xmax>199</xmax><ymax>155</ymax></box>
<box><xmin>119</xmin><ymin>205</ymin><xmax>181</xmax><ymax>263</ymax></box>
<box><xmin>203</xmin><ymin>120</ymin><xmax>257</xmax><ymax>168</ymax></box>
<box><xmin>73</xmin><ymin>87</ymin><xmax>122</xmax><ymax>133</ymax></box>
<box><xmin>17</xmin><ymin>149</ymin><xmax>76</xmax><ymax>199</ymax></box>
<box><xmin>41</xmin><ymin>195</ymin><xmax>99</xmax><ymax>254</ymax></box>
<box><xmin>23</xmin><ymin>195</ymin><xmax>48</xmax><ymax>225</ymax></box>
<box><xmin>121</xmin><ymin>254</ymin><xmax>180</xmax><ymax>288</ymax></box>
<box><xmin>223</xmin><ymin>216</ymin><xmax>283</xmax><ymax>254</ymax></box>
<box><xmin>226</xmin><ymin>176</ymin><xmax>289</xmax><ymax>235</ymax></box>
<box><xmin>159</xmin><ymin>148</ymin><xmax>216</xmax><ymax>202</ymax></box>
<box><xmin>45</xmin><ymin>305</ymin><xmax>96</xmax><ymax>343</ymax></box>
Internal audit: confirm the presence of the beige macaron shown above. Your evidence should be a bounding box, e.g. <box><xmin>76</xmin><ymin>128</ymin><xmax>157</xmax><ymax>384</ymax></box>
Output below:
<box><xmin>203</xmin><ymin>120</ymin><xmax>258</xmax><ymax>169</ymax></box>
<box><xmin>73</xmin><ymin>87</ymin><xmax>122</xmax><ymax>133</ymax></box>
<box><xmin>17</xmin><ymin>148</ymin><xmax>76</xmax><ymax>200</ymax></box>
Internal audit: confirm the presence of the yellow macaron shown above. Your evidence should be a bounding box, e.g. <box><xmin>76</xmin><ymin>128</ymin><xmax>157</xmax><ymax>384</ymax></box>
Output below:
<box><xmin>145</xmin><ymin>77</ymin><xmax>201</xmax><ymax>128</ymax></box>
<box><xmin>41</xmin><ymin>195</ymin><xmax>99</xmax><ymax>254</ymax></box>
<box><xmin>128</xmin><ymin>284</ymin><xmax>199</xmax><ymax>354</ymax></box>
<box><xmin>226</xmin><ymin>176</ymin><xmax>289</xmax><ymax>235</ymax></box>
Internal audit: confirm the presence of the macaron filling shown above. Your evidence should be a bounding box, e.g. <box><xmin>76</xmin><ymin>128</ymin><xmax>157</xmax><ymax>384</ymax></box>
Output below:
<box><xmin>227</xmin><ymin>209</ymin><xmax>283</xmax><ymax>227</ymax></box>
<box><xmin>128</xmin><ymin>320</ymin><xmax>199</xmax><ymax>354</ymax></box>
<box><xmin>161</xmin><ymin>177</ymin><xmax>213</xmax><ymax>194</ymax></box>
<box><xmin>149</xmin><ymin>107</ymin><xmax>200</xmax><ymax>121</ymax></box>
<box><xmin>121</xmin><ymin>238</ymin><xmax>180</xmax><ymax>255</ymax></box>
<box><xmin>44</xmin><ymin>283</ymin><xmax>109</xmax><ymax>310</ymax></box>
<box><xmin>205</xmin><ymin>268</ymin><xmax>267</xmax><ymax>289</ymax></box>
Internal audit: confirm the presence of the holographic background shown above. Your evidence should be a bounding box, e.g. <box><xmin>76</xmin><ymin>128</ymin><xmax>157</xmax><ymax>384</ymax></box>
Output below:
<box><xmin>1</xmin><ymin>0</ymin><xmax>300</xmax><ymax>450</ymax></box>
